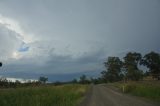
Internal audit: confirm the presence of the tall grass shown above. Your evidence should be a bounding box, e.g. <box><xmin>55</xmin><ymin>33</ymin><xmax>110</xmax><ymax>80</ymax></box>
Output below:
<box><xmin>0</xmin><ymin>84</ymin><xmax>88</xmax><ymax>106</ymax></box>
<box><xmin>130</xmin><ymin>84</ymin><xmax>160</xmax><ymax>101</ymax></box>
<box><xmin>112</xmin><ymin>81</ymin><xmax>160</xmax><ymax>101</ymax></box>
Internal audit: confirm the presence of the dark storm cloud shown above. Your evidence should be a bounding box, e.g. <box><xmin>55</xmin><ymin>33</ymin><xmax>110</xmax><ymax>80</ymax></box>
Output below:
<box><xmin>0</xmin><ymin>0</ymin><xmax>160</xmax><ymax>81</ymax></box>
<box><xmin>0</xmin><ymin>50</ymin><xmax>104</xmax><ymax>81</ymax></box>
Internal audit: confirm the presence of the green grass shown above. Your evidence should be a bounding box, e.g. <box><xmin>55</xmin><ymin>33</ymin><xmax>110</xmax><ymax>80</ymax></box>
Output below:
<box><xmin>111</xmin><ymin>81</ymin><xmax>160</xmax><ymax>102</ymax></box>
<box><xmin>0</xmin><ymin>84</ymin><xmax>88</xmax><ymax>106</ymax></box>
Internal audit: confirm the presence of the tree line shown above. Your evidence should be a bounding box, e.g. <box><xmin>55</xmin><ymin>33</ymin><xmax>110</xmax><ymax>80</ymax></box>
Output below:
<box><xmin>72</xmin><ymin>51</ymin><xmax>160</xmax><ymax>84</ymax></box>
<box><xmin>101</xmin><ymin>51</ymin><xmax>160</xmax><ymax>82</ymax></box>
<box><xmin>0</xmin><ymin>51</ymin><xmax>159</xmax><ymax>86</ymax></box>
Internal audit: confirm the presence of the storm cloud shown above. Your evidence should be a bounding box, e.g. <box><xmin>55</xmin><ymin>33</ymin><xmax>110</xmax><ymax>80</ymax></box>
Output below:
<box><xmin>0</xmin><ymin>0</ymin><xmax>160</xmax><ymax>81</ymax></box>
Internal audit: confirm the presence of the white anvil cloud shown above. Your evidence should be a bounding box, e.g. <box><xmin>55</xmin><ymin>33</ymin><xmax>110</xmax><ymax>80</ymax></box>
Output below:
<box><xmin>0</xmin><ymin>14</ymin><xmax>34</xmax><ymax>43</ymax></box>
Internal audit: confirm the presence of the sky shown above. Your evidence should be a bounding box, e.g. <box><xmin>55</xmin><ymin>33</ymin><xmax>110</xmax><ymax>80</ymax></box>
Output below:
<box><xmin>0</xmin><ymin>0</ymin><xmax>160</xmax><ymax>81</ymax></box>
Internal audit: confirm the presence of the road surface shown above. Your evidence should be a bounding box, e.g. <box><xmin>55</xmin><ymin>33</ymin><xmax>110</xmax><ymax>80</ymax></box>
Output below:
<box><xmin>81</xmin><ymin>84</ymin><xmax>158</xmax><ymax>106</ymax></box>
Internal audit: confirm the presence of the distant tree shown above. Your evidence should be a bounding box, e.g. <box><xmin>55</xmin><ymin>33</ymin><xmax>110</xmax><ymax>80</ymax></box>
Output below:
<box><xmin>72</xmin><ymin>78</ymin><xmax>78</xmax><ymax>84</ymax></box>
<box><xmin>91</xmin><ymin>77</ymin><xmax>105</xmax><ymax>84</ymax></box>
<box><xmin>123</xmin><ymin>52</ymin><xmax>143</xmax><ymax>81</ymax></box>
<box><xmin>79</xmin><ymin>74</ymin><xmax>86</xmax><ymax>84</ymax></box>
<box><xmin>89</xmin><ymin>77</ymin><xmax>97</xmax><ymax>84</ymax></box>
<box><xmin>90</xmin><ymin>77</ymin><xmax>94</xmax><ymax>83</ymax></box>
<box><xmin>89</xmin><ymin>77</ymin><xmax>102</xmax><ymax>84</ymax></box>
<box><xmin>0</xmin><ymin>78</ymin><xmax>8</xmax><ymax>87</ymax></box>
<box><xmin>15</xmin><ymin>80</ymin><xmax>21</xmax><ymax>85</ymax></box>
<box><xmin>140</xmin><ymin>52</ymin><xmax>160</xmax><ymax>79</ymax></box>
<box><xmin>79</xmin><ymin>75</ymin><xmax>90</xmax><ymax>84</ymax></box>
<box><xmin>39</xmin><ymin>76</ymin><xmax>48</xmax><ymax>84</ymax></box>
<box><xmin>103</xmin><ymin>57</ymin><xmax>123</xmax><ymax>82</ymax></box>
<box><xmin>54</xmin><ymin>81</ymin><xmax>62</xmax><ymax>86</ymax></box>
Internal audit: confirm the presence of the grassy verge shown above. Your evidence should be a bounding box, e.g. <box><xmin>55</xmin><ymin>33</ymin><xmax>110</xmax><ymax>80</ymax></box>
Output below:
<box><xmin>111</xmin><ymin>81</ymin><xmax>160</xmax><ymax>102</ymax></box>
<box><xmin>0</xmin><ymin>84</ymin><xmax>89</xmax><ymax>106</ymax></box>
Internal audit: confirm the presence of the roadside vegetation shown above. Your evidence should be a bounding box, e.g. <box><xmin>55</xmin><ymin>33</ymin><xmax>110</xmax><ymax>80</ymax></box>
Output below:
<box><xmin>0</xmin><ymin>84</ymin><xmax>88</xmax><ymax>106</ymax></box>
<box><xmin>111</xmin><ymin>81</ymin><xmax>160</xmax><ymax>102</ymax></box>
<box><xmin>99</xmin><ymin>51</ymin><xmax>160</xmax><ymax>102</ymax></box>
<box><xmin>101</xmin><ymin>51</ymin><xmax>160</xmax><ymax>82</ymax></box>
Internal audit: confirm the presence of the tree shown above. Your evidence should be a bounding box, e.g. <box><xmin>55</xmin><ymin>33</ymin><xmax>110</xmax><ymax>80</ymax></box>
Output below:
<box><xmin>123</xmin><ymin>52</ymin><xmax>141</xmax><ymax>69</ymax></box>
<box><xmin>54</xmin><ymin>81</ymin><xmax>62</xmax><ymax>86</ymax></box>
<box><xmin>15</xmin><ymin>80</ymin><xmax>21</xmax><ymax>85</ymax></box>
<box><xmin>90</xmin><ymin>77</ymin><xmax>105</xmax><ymax>84</ymax></box>
<box><xmin>79</xmin><ymin>74</ymin><xmax>86</xmax><ymax>84</ymax></box>
<box><xmin>39</xmin><ymin>76</ymin><xmax>48</xmax><ymax>84</ymax></box>
<box><xmin>123</xmin><ymin>52</ymin><xmax>143</xmax><ymax>81</ymax></box>
<box><xmin>72</xmin><ymin>78</ymin><xmax>78</xmax><ymax>84</ymax></box>
<box><xmin>79</xmin><ymin>75</ymin><xmax>90</xmax><ymax>84</ymax></box>
<box><xmin>140</xmin><ymin>51</ymin><xmax>160</xmax><ymax>79</ymax></box>
<box><xmin>103</xmin><ymin>57</ymin><xmax>123</xmax><ymax>82</ymax></box>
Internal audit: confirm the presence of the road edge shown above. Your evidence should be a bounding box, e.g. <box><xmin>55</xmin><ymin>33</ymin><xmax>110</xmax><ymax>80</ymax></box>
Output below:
<box><xmin>79</xmin><ymin>84</ymin><xmax>93</xmax><ymax>106</ymax></box>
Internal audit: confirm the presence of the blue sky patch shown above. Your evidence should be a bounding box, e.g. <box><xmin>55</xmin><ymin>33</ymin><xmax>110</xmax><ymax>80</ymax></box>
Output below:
<box><xmin>18</xmin><ymin>42</ymin><xmax>30</xmax><ymax>52</ymax></box>
<box><xmin>18</xmin><ymin>46</ymin><xmax>29</xmax><ymax>52</ymax></box>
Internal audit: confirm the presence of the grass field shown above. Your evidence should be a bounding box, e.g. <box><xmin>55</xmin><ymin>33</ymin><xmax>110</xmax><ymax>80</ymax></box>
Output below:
<box><xmin>0</xmin><ymin>84</ymin><xmax>88</xmax><ymax>106</ymax></box>
<box><xmin>111</xmin><ymin>81</ymin><xmax>160</xmax><ymax>102</ymax></box>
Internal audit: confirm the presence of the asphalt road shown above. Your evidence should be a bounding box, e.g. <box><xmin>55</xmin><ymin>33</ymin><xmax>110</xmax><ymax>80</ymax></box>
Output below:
<box><xmin>81</xmin><ymin>84</ymin><xmax>157</xmax><ymax>106</ymax></box>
